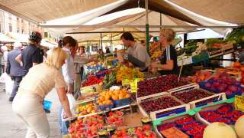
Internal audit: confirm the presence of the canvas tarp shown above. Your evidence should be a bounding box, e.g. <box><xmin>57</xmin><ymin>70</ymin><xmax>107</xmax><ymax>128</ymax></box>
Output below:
<box><xmin>68</xmin><ymin>10</ymin><xmax>196</xmax><ymax>42</ymax></box>
<box><xmin>0</xmin><ymin>0</ymin><xmax>118</xmax><ymax>23</ymax></box>
<box><xmin>170</xmin><ymin>0</ymin><xmax>244</xmax><ymax>25</ymax></box>
<box><xmin>1</xmin><ymin>0</ymin><xmax>243</xmax><ymax>41</ymax></box>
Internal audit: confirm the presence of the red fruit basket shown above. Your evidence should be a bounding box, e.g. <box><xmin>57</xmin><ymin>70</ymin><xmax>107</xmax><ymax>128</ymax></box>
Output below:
<box><xmin>195</xmin><ymin>102</ymin><xmax>244</xmax><ymax>125</ymax></box>
<box><xmin>106</xmin><ymin>111</ymin><xmax>124</xmax><ymax>127</ymax></box>
<box><xmin>155</xmin><ymin>114</ymin><xmax>208</xmax><ymax>138</ymax></box>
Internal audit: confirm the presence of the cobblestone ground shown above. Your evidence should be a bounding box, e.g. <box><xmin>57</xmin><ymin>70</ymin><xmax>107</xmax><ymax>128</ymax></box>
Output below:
<box><xmin>0</xmin><ymin>83</ymin><xmax>62</xmax><ymax>138</ymax></box>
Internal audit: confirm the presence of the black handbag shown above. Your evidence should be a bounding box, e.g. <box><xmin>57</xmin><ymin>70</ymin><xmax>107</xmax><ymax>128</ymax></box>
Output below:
<box><xmin>6</xmin><ymin>62</ymin><xmax>10</xmax><ymax>75</ymax></box>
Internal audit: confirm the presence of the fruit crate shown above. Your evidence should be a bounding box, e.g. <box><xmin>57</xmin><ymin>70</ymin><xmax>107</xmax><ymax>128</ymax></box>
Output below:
<box><xmin>199</xmin><ymin>81</ymin><xmax>242</xmax><ymax>99</ymax></box>
<box><xmin>113</xmin><ymin>97</ymin><xmax>131</xmax><ymax>107</ymax></box>
<box><xmin>111</xmin><ymin>125</ymin><xmax>157</xmax><ymax>138</ymax></box>
<box><xmin>136</xmin><ymin>90</ymin><xmax>168</xmax><ymax>103</ymax></box>
<box><xmin>137</xmin><ymin>74</ymin><xmax>190</xmax><ymax>98</ymax></box>
<box><xmin>75</xmin><ymin>99</ymin><xmax>99</xmax><ymax>119</ymax></box>
<box><xmin>208</xmin><ymin>49</ymin><xmax>223</xmax><ymax>58</ymax></box>
<box><xmin>155</xmin><ymin>114</ymin><xmax>208</xmax><ymax>138</ymax></box>
<box><xmin>222</xmin><ymin>43</ymin><xmax>234</xmax><ymax>53</ymax></box>
<box><xmin>105</xmin><ymin>111</ymin><xmax>124</xmax><ymax>127</ymax></box>
<box><xmin>80</xmin><ymin>84</ymin><xmax>99</xmax><ymax>98</ymax></box>
<box><xmin>77</xmin><ymin>104</ymin><xmax>132</xmax><ymax>119</ymax></box>
<box><xmin>168</xmin><ymin>83</ymin><xmax>199</xmax><ymax>94</ymax></box>
<box><xmin>189</xmin><ymin>92</ymin><xmax>226</xmax><ymax>108</ymax></box>
<box><xmin>216</xmin><ymin>67</ymin><xmax>241</xmax><ymax>81</ymax></box>
<box><xmin>195</xmin><ymin>102</ymin><xmax>244</xmax><ymax>125</ymax></box>
<box><xmin>136</xmin><ymin>83</ymin><xmax>198</xmax><ymax>103</ymax></box>
<box><xmin>98</xmin><ymin>104</ymin><xmax>114</xmax><ymax>111</ymax></box>
<box><xmin>138</xmin><ymin>93</ymin><xmax>190</xmax><ymax>120</ymax></box>
<box><xmin>170</xmin><ymin>86</ymin><xmax>227</xmax><ymax>108</ymax></box>
<box><xmin>68</xmin><ymin>115</ymin><xmax>104</xmax><ymax>138</ymax></box>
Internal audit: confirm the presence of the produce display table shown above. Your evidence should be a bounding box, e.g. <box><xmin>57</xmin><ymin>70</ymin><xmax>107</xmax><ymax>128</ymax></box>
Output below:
<box><xmin>62</xmin><ymin>58</ymin><xmax>244</xmax><ymax>138</ymax></box>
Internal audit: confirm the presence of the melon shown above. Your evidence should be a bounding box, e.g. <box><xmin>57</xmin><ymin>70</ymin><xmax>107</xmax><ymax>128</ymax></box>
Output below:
<box><xmin>203</xmin><ymin>122</ymin><xmax>237</xmax><ymax>138</ymax></box>
<box><xmin>235</xmin><ymin>115</ymin><xmax>244</xmax><ymax>138</ymax></box>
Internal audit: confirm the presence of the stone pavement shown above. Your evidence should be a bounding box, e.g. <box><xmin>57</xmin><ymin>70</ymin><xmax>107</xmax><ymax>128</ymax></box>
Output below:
<box><xmin>0</xmin><ymin>83</ymin><xmax>62</xmax><ymax>138</ymax></box>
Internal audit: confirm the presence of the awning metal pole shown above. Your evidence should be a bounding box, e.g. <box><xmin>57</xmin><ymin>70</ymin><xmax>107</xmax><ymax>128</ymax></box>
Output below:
<box><xmin>100</xmin><ymin>33</ymin><xmax>102</xmax><ymax>49</ymax></box>
<box><xmin>40</xmin><ymin>24</ymin><xmax>240</xmax><ymax>29</ymax></box>
<box><xmin>145</xmin><ymin>0</ymin><xmax>150</xmax><ymax>53</ymax></box>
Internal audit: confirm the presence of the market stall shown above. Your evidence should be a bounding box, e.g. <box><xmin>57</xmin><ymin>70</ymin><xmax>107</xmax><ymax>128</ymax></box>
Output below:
<box><xmin>59</xmin><ymin>44</ymin><xmax>244</xmax><ymax>138</ymax></box>
<box><xmin>1</xmin><ymin>1</ymin><xmax>243</xmax><ymax>138</ymax></box>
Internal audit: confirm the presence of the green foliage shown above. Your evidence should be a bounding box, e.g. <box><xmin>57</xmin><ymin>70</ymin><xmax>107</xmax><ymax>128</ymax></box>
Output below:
<box><xmin>184</xmin><ymin>40</ymin><xmax>198</xmax><ymax>55</ymax></box>
<box><xmin>205</xmin><ymin>38</ymin><xmax>225</xmax><ymax>47</ymax></box>
<box><xmin>103</xmin><ymin>71</ymin><xmax>116</xmax><ymax>89</ymax></box>
<box><xmin>225</xmin><ymin>27</ymin><xmax>244</xmax><ymax>44</ymax></box>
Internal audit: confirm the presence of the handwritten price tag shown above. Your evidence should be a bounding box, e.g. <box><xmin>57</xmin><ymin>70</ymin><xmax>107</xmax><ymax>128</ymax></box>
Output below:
<box><xmin>122</xmin><ymin>79</ymin><xmax>131</xmax><ymax>86</ymax></box>
<box><xmin>130</xmin><ymin>79</ymin><xmax>138</xmax><ymax>93</ymax></box>
<box><xmin>235</xmin><ymin>95</ymin><xmax>244</xmax><ymax>112</ymax></box>
<box><xmin>135</xmin><ymin>78</ymin><xmax>144</xmax><ymax>82</ymax></box>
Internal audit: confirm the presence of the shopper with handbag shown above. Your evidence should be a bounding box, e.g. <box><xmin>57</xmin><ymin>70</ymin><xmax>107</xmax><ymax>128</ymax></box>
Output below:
<box><xmin>12</xmin><ymin>48</ymin><xmax>74</xmax><ymax>138</ymax></box>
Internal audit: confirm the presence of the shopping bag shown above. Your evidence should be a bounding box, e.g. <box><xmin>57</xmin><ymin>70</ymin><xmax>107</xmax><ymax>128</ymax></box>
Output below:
<box><xmin>0</xmin><ymin>72</ymin><xmax>8</xmax><ymax>83</ymax></box>
<box><xmin>43</xmin><ymin>100</ymin><xmax>52</xmax><ymax>113</ymax></box>
<box><xmin>5</xmin><ymin>77</ymin><xmax>14</xmax><ymax>95</ymax></box>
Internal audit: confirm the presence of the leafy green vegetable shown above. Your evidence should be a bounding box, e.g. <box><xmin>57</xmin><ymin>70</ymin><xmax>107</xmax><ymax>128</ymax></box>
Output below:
<box><xmin>205</xmin><ymin>38</ymin><xmax>225</xmax><ymax>47</ymax></box>
<box><xmin>225</xmin><ymin>27</ymin><xmax>244</xmax><ymax>44</ymax></box>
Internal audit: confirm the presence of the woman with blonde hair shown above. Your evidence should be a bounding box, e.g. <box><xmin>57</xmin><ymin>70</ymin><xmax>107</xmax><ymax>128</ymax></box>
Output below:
<box><xmin>150</xmin><ymin>28</ymin><xmax>179</xmax><ymax>75</ymax></box>
<box><xmin>12</xmin><ymin>47</ymin><xmax>73</xmax><ymax>138</ymax></box>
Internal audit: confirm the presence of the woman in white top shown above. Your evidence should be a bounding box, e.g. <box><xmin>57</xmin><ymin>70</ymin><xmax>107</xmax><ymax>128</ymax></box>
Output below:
<box><xmin>12</xmin><ymin>47</ymin><xmax>73</xmax><ymax>138</ymax></box>
<box><xmin>59</xmin><ymin>36</ymin><xmax>77</xmax><ymax>94</ymax></box>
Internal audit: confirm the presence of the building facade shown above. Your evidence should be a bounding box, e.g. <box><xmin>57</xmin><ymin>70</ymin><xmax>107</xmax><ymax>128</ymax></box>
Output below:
<box><xmin>0</xmin><ymin>9</ymin><xmax>42</xmax><ymax>35</ymax></box>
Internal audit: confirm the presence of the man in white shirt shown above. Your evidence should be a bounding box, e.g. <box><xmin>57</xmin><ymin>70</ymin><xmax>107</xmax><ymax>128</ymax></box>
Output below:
<box><xmin>120</xmin><ymin>32</ymin><xmax>150</xmax><ymax>71</ymax></box>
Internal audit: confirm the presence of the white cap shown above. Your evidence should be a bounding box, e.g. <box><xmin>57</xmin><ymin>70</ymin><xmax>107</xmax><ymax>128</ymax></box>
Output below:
<box><xmin>13</xmin><ymin>42</ymin><xmax>22</xmax><ymax>48</ymax></box>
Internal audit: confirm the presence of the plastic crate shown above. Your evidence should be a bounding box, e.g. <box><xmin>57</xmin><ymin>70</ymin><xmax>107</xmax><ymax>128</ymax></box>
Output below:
<box><xmin>113</xmin><ymin>98</ymin><xmax>131</xmax><ymax>107</ymax></box>
<box><xmin>155</xmin><ymin>114</ymin><xmax>208</xmax><ymax>138</ymax></box>
<box><xmin>98</xmin><ymin>104</ymin><xmax>114</xmax><ymax>111</ymax></box>
<box><xmin>195</xmin><ymin>102</ymin><xmax>244</xmax><ymax>125</ymax></box>
<box><xmin>199</xmin><ymin>81</ymin><xmax>242</xmax><ymax>99</ymax></box>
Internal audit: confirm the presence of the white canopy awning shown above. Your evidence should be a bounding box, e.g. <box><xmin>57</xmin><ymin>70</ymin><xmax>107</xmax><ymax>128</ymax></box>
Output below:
<box><xmin>0</xmin><ymin>33</ymin><xmax>15</xmax><ymax>42</ymax></box>
<box><xmin>7</xmin><ymin>33</ymin><xmax>29</xmax><ymax>43</ymax></box>
<box><xmin>187</xmin><ymin>29</ymin><xmax>224</xmax><ymax>40</ymax></box>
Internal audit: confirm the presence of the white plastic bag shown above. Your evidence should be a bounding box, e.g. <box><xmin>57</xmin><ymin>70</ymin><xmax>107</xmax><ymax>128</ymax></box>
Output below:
<box><xmin>1</xmin><ymin>73</ymin><xmax>14</xmax><ymax>95</ymax></box>
<box><xmin>0</xmin><ymin>72</ymin><xmax>8</xmax><ymax>83</ymax></box>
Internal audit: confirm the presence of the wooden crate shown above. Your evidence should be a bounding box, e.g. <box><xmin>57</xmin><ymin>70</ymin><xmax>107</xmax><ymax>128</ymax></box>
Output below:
<box><xmin>138</xmin><ymin>93</ymin><xmax>190</xmax><ymax>120</ymax></box>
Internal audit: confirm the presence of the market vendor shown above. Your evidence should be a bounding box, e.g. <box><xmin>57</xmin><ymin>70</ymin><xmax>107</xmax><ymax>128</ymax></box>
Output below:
<box><xmin>12</xmin><ymin>47</ymin><xmax>73</xmax><ymax>138</ymax></box>
<box><xmin>149</xmin><ymin>28</ymin><xmax>179</xmax><ymax>75</ymax></box>
<box><xmin>120</xmin><ymin>32</ymin><xmax>150</xmax><ymax>71</ymax></box>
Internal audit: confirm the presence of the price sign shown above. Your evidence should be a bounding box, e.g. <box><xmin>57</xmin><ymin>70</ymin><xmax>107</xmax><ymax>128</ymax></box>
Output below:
<box><xmin>122</xmin><ymin>79</ymin><xmax>131</xmax><ymax>86</ymax></box>
<box><xmin>235</xmin><ymin>95</ymin><xmax>244</xmax><ymax>112</ymax></box>
<box><xmin>130</xmin><ymin>79</ymin><xmax>138</xmax><ymax>93</ymax></box>
<box><xmin>135</xmin><ymin>78</ymin><xmax>144</xmax><ymax>82</ymax></box>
